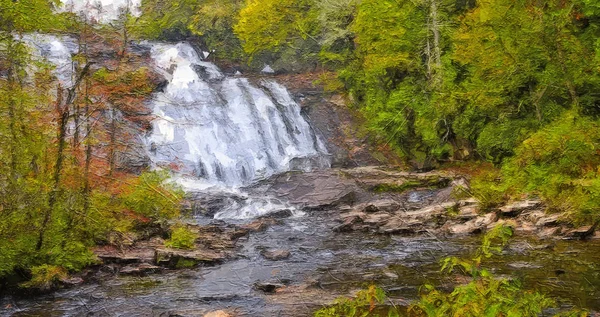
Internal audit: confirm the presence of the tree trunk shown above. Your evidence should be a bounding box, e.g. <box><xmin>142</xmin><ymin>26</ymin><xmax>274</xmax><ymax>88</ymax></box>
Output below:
<box><xmin>36</xmin><ymin>64</ymin><xmax>92</xmax><ymax>251</ymax></box>
<box><xmin>429</xmin><ymin>0</ymin><xmax>442</xmax><ymax>87</ymax></box>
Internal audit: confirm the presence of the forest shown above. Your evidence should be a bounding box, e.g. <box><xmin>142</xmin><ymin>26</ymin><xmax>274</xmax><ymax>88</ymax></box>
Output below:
<box><xmin>1</xmin><ymin>0</ymin><xmax>600</xmax><ymax>316</ymax></box>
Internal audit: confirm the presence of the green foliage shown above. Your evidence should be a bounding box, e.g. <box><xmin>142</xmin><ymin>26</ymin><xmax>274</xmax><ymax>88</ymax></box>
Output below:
<box><xmin>165</xmin><ymin>224</ymin><xmax>197</xmax><ymax>250</ymax></box>
<box><xmin>19</xmin><ymin>265</ymin><xmax>67</xmax><ymax>291</ymax></box>
<box><xmin>410</xmin><ymin>225</ymin><xmax>556</xmax><ymax>316</ymax></box>
<box><xmin>314</xmin><ymin>285</ymin><xmax>399</xmax><ymax>317</ymax></box>
<box><xmin>121</xmin><ymin>171</ymin><xmax>184</xmax><ymax>222</ymax></box>
<box><xmin>501</xmin><ymin>113</ymin><xmax>600</xmax><ymax>223</ymax></box>
<box><xmin>411</xmin><ymin>278</ymin><xmax>555</xmax><ymax>317</ymax></box>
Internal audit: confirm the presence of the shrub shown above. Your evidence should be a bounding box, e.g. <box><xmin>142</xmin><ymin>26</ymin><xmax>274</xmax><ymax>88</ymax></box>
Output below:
<box><xmin>314</xmin><ymin>285</ymin><xmax>399</xmax><ymax>317</ymax></box>
<box><xmin>501</xmin><ymin>112</ymin><xmax>600</xmax><ymax>224</ymax></box>
<box><xmin>121</xmin><ymin>171</ymin><xmax>184</xmax><ymax>223</ymax></box>
<box><xmin>410</xmin><ymin>225</ymin><xmax>555</xmax><ymax>317</ymax></box>
<box><xmin>20</xmin><ymin>265</ymin><xmax>67</xmax><ymax>291</ymax></box>
<box><xmin>165</xmin><ymin>225</ymin><xmax>197</xmax><ymax>250</ymax></box>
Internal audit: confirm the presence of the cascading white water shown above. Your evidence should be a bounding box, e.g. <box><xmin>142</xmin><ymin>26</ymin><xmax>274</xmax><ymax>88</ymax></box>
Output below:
<box><xmin>145</xmin><ymin>42</ymin><xmax>329</xmax><ymax>191</ymax></box>
<box><xmin>21</xmin><ymin>31</ymin><xmax>330</xmax><ymax>219</ymax></box>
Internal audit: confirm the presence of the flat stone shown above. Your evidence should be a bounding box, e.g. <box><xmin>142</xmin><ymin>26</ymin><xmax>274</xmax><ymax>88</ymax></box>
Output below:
<box><xmin>333</xmin><ymin>215</ymin><xmax>362</xmax><ymax>232</ymax></box>
<box><xmin>450</xmin><ymin>213</ymin><xmax>498</xmax><ymax>235</ymax></box>
<box><xmin>120</xmin><ymin>263</ymin><xmax>162</xmax><ymax>275</ymax></box>
<box><xmin>538</xmin><ymin>227</ymin><xmax>562</xmax><ymax>239</ymax></box>
<box><xmin>499</xmin><ymin>200</ymin><xmax>542</xmax><ymax>217</ymax></box>
<box><xmin>378</xmin><ymin>216</ymin><xmax>422</xmax><ymax>234</ymax></box>
<box><xmin>155</xmin><ymin>248</ymin><xmax>225</xmax><ymax>268</ymax></box>
<box><xmin>514</xmin><ymin>221</ymin><xmax>537</xmax><ymax>233</ymax></box>
<box><xmin>456</xmin><ymin>205</ymin><xmax>479</xmax><ymax>220</ymax></box>
<box><xmin>94</xmin><ymin>246</ymin><xmax>155</xmax><ymax>265</ymax></box>
<box><xmin>241</xmin><ymin>218</ymin><xmax>277</xmax><ymax>232</ymax></box>
<box><xmin>60</xmin><ymin>277</ymin><xmax>84</xmax><ymax>286</ymax></box>
<box><xmin>363</xmin><ymin>212</ymin><xmax>391</xmax><ymax>225</ymax></box>
<box><xmin>356</xmin><ymin>199</ymin><xmax>401</xmax><ymax>213</ymax></box>
<box><xmin>261</xmin><ymin>249</ymin><xmax>291</xmax><ymax>261</ymax></box>
<box><xmin>535</xmin><ymin>214</ymin><xmax>561</xmax><ymax>227</ymax></box>
<box><xmin>520</xmin><ymin>209</ymin><xmax>546</xmax><ymax>224</ymax></box>
<box><xmin>565</xmin><ymin>225</ymin><xmax>597</xmax><ymax>239</ymax></box>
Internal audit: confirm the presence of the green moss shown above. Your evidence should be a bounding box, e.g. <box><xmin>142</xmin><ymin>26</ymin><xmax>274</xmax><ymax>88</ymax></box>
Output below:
<box><xmin>175</xmin><ymin>258</ymin><xmax>198</xmax><ymax>269</ymax></box>
<box><xmin>165</xmin><ymin>225</ymin><xmax>197</xmax><ymax>250</ymax></box>
<box><xmin>372</xmin><ymin>178</ymin><xmax>449</xmax><ymax>193</ymax></box>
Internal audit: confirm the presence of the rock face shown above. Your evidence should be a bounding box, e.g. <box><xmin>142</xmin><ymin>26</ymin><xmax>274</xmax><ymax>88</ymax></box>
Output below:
<box><xmin>248</xmin><ymin>167</ymin><xmax>454</xmax><ymax>211</ymax></box>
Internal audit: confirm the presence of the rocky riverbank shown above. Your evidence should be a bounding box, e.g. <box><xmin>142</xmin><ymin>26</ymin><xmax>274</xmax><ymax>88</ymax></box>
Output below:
<box><xmin>28</xmin><ymin>166</ymin><xmax>596</xmax><ymax>307</ymax></box>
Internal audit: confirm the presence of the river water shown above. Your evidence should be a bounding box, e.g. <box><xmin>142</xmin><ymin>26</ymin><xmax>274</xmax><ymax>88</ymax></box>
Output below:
<box><xmin>3</xmin><ymin>206</ymin><xmax>600</xmax><ymax>316</ymax></box>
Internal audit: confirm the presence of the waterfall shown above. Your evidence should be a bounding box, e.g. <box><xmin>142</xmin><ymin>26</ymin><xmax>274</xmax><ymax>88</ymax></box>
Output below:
<box><xmin>145</xmin><ymin>42</ymin><xmax>330</xmax><ymax>190</ymax></box>
<box><xmin>21</xmin><ymin>33</ymin><xmax>330</xmax><ymax>219</ymax></box>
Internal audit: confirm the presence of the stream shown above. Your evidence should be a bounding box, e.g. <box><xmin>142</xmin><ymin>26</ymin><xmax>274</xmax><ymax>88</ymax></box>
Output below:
<box><xmin>3</xmin><ymin>203</ymin><xmax>600</xmax><ymax>316</ymax></box>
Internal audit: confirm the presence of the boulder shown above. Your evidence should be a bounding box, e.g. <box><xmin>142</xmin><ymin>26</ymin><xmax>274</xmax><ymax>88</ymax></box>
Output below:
<box><xmin>261</xmin><ymin>249</ymin><xmax>291</xmax><ymax>261</ymax></box>
<box><xmin>155</xmin><ymin>248</ymin><xmax>225</xmax><ymax>268</ymax></box>
<box><xmin>565</xmin><ymin>224</ymin><xmax>597</xmax><ymax>240</ymax></box>
<box><xmin>499</xmin><ymin>200</ymin><xmax>542</xmax><ymax>217</ymax></box>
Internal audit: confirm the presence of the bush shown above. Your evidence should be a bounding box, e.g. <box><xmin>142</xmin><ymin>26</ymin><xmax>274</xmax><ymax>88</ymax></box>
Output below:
<box><xmin>165</xmin><ymin>225</ymin><xmax>197</xmax><ymax>250</ymax></box>
<box><xmin>314</xmin><ymin>285</ymin><xmax>399</xmax><ymax>317</ymax></box>
<box><xmin>121</xmin><ymin>171</ymin><xmax>184</xmax><ymax>223</ymax></box>
<box><xmin>20</xmin><ymin>265</ymin><xmax>67</xmax><ymax>291</ymax></box>
<box><xmin>410</xmin><ymin>225</ymin><xmax>556</xmax><ymax>317</ymax></box>
<box><xmin>501</xmin><ymin>112</ymin><xmax>600</xmax><ymax>224</ymax></box>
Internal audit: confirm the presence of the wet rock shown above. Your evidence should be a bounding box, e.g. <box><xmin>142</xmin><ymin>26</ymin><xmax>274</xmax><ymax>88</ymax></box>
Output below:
<box><xmin>155</xmin><ymin>248</ymin><xmax>225</xmax><ymax>268</ymax></box>
<box><xmin>261</xmin><ymin>249</ymin><xmax>291</xmax><ymax>261</ymax></box>
<box><xmin>535</xmin><ymin>214</ymin><xmax>561</xmax><ymax>227</ymax></box>
<box><xmin>254</xmin><ymin>281</ymin><xmax>285</xmax><ymax>294</ymax></box>
<box><xmin>379</xmin><ymin>218</ymin><xmax>421</xmax><ymax>235</ymax></box>
<box><xmin>520</xmin><ymin>209</ymin><xmax>546</xmax><ymax>224</ymax></box>
<box><xmin>456</xmin><ymin>205</ymin><xmax>479</xmax><ymax>221</ymax></box>
<box><xmin>241</xmin><ymin>218</ymin><xmax>278</xmax><ymax>233</ymax></box>
<box><xmin>94</xmin><ymin>246</ymin><xmax>155</xmax><ymax>265</ymax></box>
<box><xmin>333</xmin><ymin>215</ymin><xmax>363</xmax><ymax>232</ymax></box>
<box><xmin>265</xmin><ymin>209</ymin><xmax>294</xmax><ymax>219</ymax></box>
<box><xmin>450</xmin><ymin>213</ymin><xmax>498</xmax><ymax>235</ymax></box>
<box><xmin>362</xmin><ymin>212</ymin><xmax>391</xmax><ymax>226</ymax></box>
<box><xmin>204</xmin><ymin>311</ymin><xmax>233</xmax><ymax>317</ymax></box>
<box><xmin>120</xmin><ymin>263</ymin><xmax>162</xmax><ymax>275</ymax></box>
<box><xmin>565</xmin><ymin>224</ymin><xmax>597</xmax><ymax>240</ymax></box>
<box><xmin>514</xmin><ymin>221</ymin><xmax>537</xmax><ymax>233</ymax></box>
<box><xmin>355</xmin><ymin>199</ymin><xmax>401</xmax><ymax>213</ymax></box>
<box><xmin>59</xmin><ymin>276</ymin><xmax>84</xmax><ymax>287</ymax></box>
<box><xmin>538</xmin><ymin>227</ymin><xmax>562</xmax><ymax>239</ymax></box>
<box><xmin>499</xmin><ymin>200</ymin><xmax>542</xmax><ymax>217</ymax></box>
